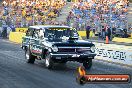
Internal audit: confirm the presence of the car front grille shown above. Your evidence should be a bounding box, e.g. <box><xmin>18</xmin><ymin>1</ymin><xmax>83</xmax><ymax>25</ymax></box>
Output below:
<box><xmin>76</xmin><ymin>48</ymin><xmax>90</xmax><ymax>53</ymax></box>
<box><xmin>58</xmin><ymin>48</ymin><xmax>75</xmax><ymax>52</ymax></box>
<box><xmin>58</xmin><ymin>47</ymin><xmax>90</xmax><ymax>53</ymax></box>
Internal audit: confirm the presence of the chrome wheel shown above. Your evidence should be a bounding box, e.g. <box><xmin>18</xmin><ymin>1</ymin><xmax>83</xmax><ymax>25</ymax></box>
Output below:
<box><xmin>45</xmin><ymin>52</ymin><xmax>53</xmax><ymax>69</ymax></box>
<box><xmin>25</xmin><ymin>48</ymin><xmax>35</xmax><ymax>64</ymax></box>
<box><xmin>45</xmin><ymin>56</ymin><xmax>50</xmax><ymax>67</ymax></box>
<box><xmin>26</xmin><ymin>51</ymin><xmax>29</xmax><ymax>60</ymax></box>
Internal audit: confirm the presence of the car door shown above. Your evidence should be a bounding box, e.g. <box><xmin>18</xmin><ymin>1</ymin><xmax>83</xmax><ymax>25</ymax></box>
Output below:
<box><xmin>22</xmin><ymin>28</ymin><xmax>33</xmax><ymax>48</ymax></box>
<box><xmin>31</xmin><ymin>29</ymin><xmax>43</xmax><ymax>56</ymax></box>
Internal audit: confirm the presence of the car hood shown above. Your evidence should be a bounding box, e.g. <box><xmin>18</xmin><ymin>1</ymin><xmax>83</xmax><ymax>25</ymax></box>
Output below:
<box><xmin>52</xmin><ymin>40</ymin><xmax>94</xmax><ymax>47</ymax></box>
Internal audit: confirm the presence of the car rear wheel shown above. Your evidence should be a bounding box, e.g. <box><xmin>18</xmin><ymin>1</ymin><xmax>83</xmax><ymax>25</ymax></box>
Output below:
<box><xmin>83</xmin><ymin>59</ymin><xmax>92</xmax><ymax>70</ymax></box>
<box><xmin>25</xmin><ymin>48</ymin><xmax>35</xmax><ymax>64</ymax></box>
<box><xmin>45</xmin><ymin>52</ymin><xmax>54</xmax><ymax>69</ymax></box>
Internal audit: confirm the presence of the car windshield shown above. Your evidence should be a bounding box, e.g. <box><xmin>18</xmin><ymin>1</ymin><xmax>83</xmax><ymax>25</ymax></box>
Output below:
<box><xmin>44</xmin><ymin>28</ymin><xmax>79</xmax><ymax>42</ymax></box>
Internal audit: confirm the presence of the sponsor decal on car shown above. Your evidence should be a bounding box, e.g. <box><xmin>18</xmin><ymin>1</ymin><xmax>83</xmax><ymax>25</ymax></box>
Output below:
<box><xmin>31</xmin><ymin>46</ymin><xmax>42</xmax><ymax>54</ymax></box>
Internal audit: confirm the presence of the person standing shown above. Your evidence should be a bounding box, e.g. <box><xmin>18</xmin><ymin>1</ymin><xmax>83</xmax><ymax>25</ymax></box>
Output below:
<box><xmin>2</xmin><ymin>21</ymin><xmax>7</xmax><ymax>38</ymax></box>
<box><xmin>112</xmin><ymin>26</ymin><xmax>116</xmax><ymax>38</ymax></box>
<box><xmin>86</xmin><ymin>25</ymin><xmax>91</xmax><ymax>39</ymax></box>
<box><xmin>101</xmin><ymin>26</ymin><xmax>105</xmax><ymax>40</ymax></box>
<box><xmin>107</xmin><ymin>27</ymin><xmax>111</xmax><ymax>40</ymax></box>
<box><xmin>2</xmin><ymin>26</ymin><xmax>7</xmax><ymax>38</ymax></box>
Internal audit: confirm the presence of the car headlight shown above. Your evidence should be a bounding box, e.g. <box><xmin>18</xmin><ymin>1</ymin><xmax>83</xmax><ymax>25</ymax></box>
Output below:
<box><xmin>52</xmin><ymin>45</ymin><xmax>58</xmax><ymax>52</ymax></box>
<box><xmin>90</xmin><ymin>46</ymin><xmax>95</xmax><ymax>53</ymax></box>
<box><xmin>48</xmin><ymin>48</ymin><xmax>52</xmax><ymax>52</ymax></box>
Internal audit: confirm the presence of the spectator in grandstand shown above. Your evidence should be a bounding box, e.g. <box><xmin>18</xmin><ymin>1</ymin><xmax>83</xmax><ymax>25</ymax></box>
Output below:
<box><xmin>0</xmin><ymin>0</ymin><xmax>66</xmax><ymax>28</ymax></box>
<box><xmin>66</xmin><ymin>11</ymin><xmax>74</xmax><ymax>26</ymax></box>
<box><xmin>67</xmin><ymin>0</ymin><xmax>128</xmax><ymax>40</ymax></box>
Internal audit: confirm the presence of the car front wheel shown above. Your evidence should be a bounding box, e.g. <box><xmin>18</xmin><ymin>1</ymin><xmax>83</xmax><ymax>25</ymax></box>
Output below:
<box><xmin>45</xmin><ymin>52</ymin><xmax>54</xmax><ymax>69</ymax></box>
<box><xmin>25</xmin><ymin>48</ymin><xmax>35</xmax><ymax>64</ymax></box>
<box><xmin>83</xmin><ymin>59</ymin><xmax>92</xmax><ymax>70</ymax></box>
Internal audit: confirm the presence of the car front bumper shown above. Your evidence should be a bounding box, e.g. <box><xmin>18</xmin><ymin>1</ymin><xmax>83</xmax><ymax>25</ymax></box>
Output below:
<box><xmin>50</xmin><ymin>52</ymin><xmax>96</xmax><ymax>60</ymax></box>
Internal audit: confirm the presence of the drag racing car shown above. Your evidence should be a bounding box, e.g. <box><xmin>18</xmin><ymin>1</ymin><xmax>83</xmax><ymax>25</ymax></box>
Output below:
<box><xmin>21</xmin><ymin>25</ymin><xmax>96</xmax><ymax>69</ymax></box>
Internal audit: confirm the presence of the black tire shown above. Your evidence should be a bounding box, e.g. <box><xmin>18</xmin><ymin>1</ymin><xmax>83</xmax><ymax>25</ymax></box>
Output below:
<box><xmin>25</xmin><ymin>48</ymin><xmax>35</xmax><ymax>64</ymax></box>
<box><xmin>83</xmin><ymin>59</ymin><xmax>92</xmax><ymax>70</ymax></box>
<box><xmin>60</xmin><ymin>61</ymin><xmax>67</xmax><ymax>64</ymax></box>
<box><xmin>45</xmin><ymin>52</ymin><xmax>54</xmax><ymax>69</ymax></box>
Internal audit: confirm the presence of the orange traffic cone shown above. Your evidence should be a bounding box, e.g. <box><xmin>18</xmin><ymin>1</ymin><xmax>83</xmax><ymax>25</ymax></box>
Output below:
<box><xmin>105</xmin><ymin>36</ymin><xmax>109</xmax><ymax>44</ymax></box>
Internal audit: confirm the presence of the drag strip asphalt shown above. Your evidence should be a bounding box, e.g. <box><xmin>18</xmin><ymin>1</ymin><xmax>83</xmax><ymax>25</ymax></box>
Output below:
<box><xmin>0</xmin><ymin>39</ymin><xmax>131</xmax><ymax>88</ymax></box>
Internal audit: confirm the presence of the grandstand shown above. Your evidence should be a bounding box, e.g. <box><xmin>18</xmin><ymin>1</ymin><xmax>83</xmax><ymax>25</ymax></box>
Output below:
<box><xmin>0</xmin><ymin>0</ymin><xmax>130</xmax><ymax>31</ymax></box>
<box><xmin>0</xmin><ymin>0</ymin><xmax>66</xmax><ymax>27</ymax></box>
<box><xmin>67</xmin><ymin>0</ymin><xmax>129</xmax><ymax>33</ymax></box>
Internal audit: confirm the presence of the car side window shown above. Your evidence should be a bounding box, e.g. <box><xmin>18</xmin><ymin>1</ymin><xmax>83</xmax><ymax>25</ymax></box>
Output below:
<box><xmin>33</xmin><ymin>29</ymin><xmax>39</xmax><ymax>39</ymax></box>
<box><xmin>33</xmin><ymin>29</ymin><xmax>44</xmax><ymax>39</ymax></box>
<box><xmin>26</xmin><ymin>28</ymin><xmax>34</xmax><ymax>37</ymax></box>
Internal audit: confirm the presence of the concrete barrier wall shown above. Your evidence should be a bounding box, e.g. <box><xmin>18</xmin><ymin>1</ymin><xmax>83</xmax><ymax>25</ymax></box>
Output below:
<box><xmin>78</xmin><ymin>31</ymin><xmax>132</xmax><ymax>43</ymax></box>
<box><xmin>94</xmin><ymin>43</ymin><xmax>132</xmax><ymax>66</ymax></box>
<box><xmin>78</xmin><ymin>31</ymin><xmax>94</xmax><ymax>37</ymax></box>
<box><xmin>112</xmin><ymin>37</ymin><xmax>132</xmax><ymax>43</ymax></box>
<box><xmin>9</xmin><ymin>32</ymin><xmax>26</xmax><ymax>43</ymax></box>
<box><xmin>9</xmin><ymin>27</ymin><xmax>27</xmax><ymax>43</ymax></box>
